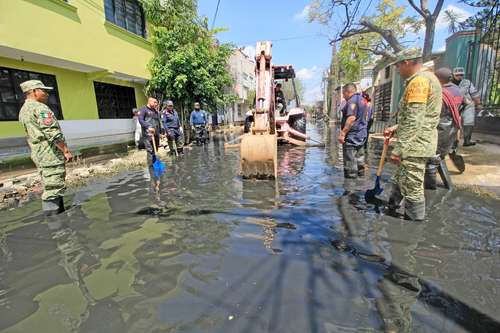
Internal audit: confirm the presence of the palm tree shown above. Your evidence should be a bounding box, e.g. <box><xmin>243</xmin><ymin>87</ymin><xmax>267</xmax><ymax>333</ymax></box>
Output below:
<box><xmin>443</xmin><ymin>9</ymin><xmax>463</xmax><ymax>33</ymax></box>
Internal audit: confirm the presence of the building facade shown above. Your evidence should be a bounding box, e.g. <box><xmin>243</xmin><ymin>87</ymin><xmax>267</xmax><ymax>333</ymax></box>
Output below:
<box><xmin>0</xmin><ymin>0</ymin><xmax>153</xmax><ymax>156</ymax></box>
<box><xmin>225</xmin><ymin>49</ymin><xmax>255</xmax><ymax>124</ymax></box>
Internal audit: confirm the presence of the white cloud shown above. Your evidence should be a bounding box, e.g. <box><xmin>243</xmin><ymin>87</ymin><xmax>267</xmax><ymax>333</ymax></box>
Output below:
<box><xmin>294</xmin><ymin>4</ymin><xmax>310</xmax><ymax>21</ymax></box>
<box><xmin>436</xmin><ymin>5</ymin><xmax>472</xmax><ymax>30</ymax></box>
<box><xmin>436</xmin><ymin>44</ymin><xmax>446</xmax><ymax>52</ymax></box>
<box><xmin>296</xmin><ymin>66</ymin><xmax>319</xmax><ymax>81</ymax></box>
<box><xmin>241</xmin><ymin>45</ymin><xmax>255</xmax><ymax>58</ymax></box>
<box><xmin>303</xmin><ymin>85</ymin><xmax>323</xmax><ymax>104</ymax></box>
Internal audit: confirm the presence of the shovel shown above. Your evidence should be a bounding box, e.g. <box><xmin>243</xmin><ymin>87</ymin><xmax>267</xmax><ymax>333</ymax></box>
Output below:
<box><xmin>365</xmin><ymin>137</ymin><xmax>390</xmax><ymax>202</ymax></box>
<box><xmin>449</xmin><ymin>151</ymin><xmax>465</xmax><ymax>173</ymax></box>
<box><xmin>151</xmin><ymin>133</ymin><xmax>166</xmax><ymax>177</ymax></box>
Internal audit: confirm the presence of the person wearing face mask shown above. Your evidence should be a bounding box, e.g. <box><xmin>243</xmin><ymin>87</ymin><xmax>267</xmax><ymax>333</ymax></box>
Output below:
<box><xmin>452</xmin><ymin>67</ymin><xmax>481</xmax><ymax>146</ymax></box>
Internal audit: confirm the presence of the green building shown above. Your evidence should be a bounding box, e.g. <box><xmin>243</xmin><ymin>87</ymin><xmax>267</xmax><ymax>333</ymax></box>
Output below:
<box><xmin>0</xmin><ymin>0</ymin><xmax>153</xmax><ymax>156</ymax></box>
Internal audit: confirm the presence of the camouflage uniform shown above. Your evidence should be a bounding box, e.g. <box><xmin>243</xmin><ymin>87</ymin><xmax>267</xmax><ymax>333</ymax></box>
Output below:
<box><xmin>18</xmin><ymin>98</ymin><xmax>66</xmax><ymax>201</ymax></box>
<box><xmin>391</xmin><ymin>69</ymin><xmax>442</xmax><ymax>212</ymax></box>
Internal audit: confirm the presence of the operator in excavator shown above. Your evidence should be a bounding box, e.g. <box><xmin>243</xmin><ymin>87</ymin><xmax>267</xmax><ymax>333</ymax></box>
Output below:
<box><xmin>275</xmin><ymin>83</ymin><xmax>286</xmax><ymax>116</ymax></box>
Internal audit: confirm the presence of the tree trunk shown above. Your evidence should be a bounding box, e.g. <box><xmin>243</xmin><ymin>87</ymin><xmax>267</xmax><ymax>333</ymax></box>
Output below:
<box><xmin>422</xmin><ymin>18</ymin><xmax>436</xmax><ymax>60</ymax></box>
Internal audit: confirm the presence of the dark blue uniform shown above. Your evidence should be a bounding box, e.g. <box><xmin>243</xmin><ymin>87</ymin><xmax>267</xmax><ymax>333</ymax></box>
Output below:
<box><xmin>341</xmin><ymin>93</ymin><xmax>369</xmax><ymax>178</ymax></box>
<box><xmin>138</xmin><ymin>106</ymin><xmax>162</xmax><ymax>157</ymax></box>
<box><xmin>162</xmin><ymin>109</ymin><xmax>184</xmax><ymax>154</ymax></box>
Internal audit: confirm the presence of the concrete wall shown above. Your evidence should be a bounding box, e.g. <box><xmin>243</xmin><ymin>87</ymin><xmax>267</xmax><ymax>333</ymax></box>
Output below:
<box><xmin>0</xmin><ymin>119</ymin><xmax>136</xmax><ymax>158</ymax></box>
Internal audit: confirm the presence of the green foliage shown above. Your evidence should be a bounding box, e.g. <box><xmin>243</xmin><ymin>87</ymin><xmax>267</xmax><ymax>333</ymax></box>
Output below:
<box><xmin>337</xmin><ymin>37</ymin><xmax>370</xmax><ymax>82</ymax></box>
<box><xmin>140</xmin><ymin>0</ymin><xmax>235</xmax><ymax>117</ymax></box>
<box><xmin>282</xmin><ymin>78</ymin><xmax>305</xmax><ymax>105</ymax></box>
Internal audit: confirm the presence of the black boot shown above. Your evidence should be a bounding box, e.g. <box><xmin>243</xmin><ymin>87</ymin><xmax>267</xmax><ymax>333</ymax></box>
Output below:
<box><xmin>42</xmin><ymin>197</ymin><xmax>65</xmax><ymax>216</ymax></box>
<box><xmin>404</xmin><ymin>200</ymin><xmax>425</xmax><ymax>221</ymax></box>
<box><xmin>387</xmin><ymin>184</ymin><xmax>403</xmax><ymax>212</ymax></box>
<box><xmin>463</xmin><ymin>126</ymin><xmax>476</xmax><ymax>146</ymax></box>
<box><xmin>424</xmin><ymin>160</ymin><xmax>438</xmax><ymax>190</ymax></box>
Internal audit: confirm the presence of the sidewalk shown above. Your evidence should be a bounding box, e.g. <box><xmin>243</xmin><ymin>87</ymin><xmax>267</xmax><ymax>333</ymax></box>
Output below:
<box><xmin>446</xmin><ymin>133</ymin><xmax>500</xmax><ymax>197</ymax></box>
<box><xmin>371</xmin><ymin>132</ymin><xmax>500</xmax><ymax>198</ymax></box>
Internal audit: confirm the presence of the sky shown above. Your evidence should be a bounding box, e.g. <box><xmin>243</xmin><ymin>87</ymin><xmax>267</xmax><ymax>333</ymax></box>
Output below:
<box><xmin>197</xmin><ymin>0</ymin><xmax>479</xmax><ymax>104</ymax></box>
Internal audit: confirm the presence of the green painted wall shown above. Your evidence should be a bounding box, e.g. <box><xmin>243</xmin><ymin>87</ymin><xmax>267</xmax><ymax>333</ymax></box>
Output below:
<box><xmin>0</xmin><ymin>0</ymin><xmax>152</xmax><ymax>78</ymax></box>
<box><xmin>444</xmin><ymin>31</ymin><xmax>477</xmax><ymax>71</ymax></box>
<box><xmin>0</xmin><ymin>57</ymin><xmax>147</xmax><ymax>138</ymax></box>
<box><xmin>0</xmin><ymin>0</ymin><xmax>152</xmax><ymax>138</ymax></box>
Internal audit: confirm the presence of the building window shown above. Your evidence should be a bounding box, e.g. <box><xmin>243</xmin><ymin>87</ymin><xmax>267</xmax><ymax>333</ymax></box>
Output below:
<box><xmin>94</xmin><ymin>82</ymin><xmax>137</xmax><ymax>119</ymax></box>
<box><xmin>0</xmin><ymin>67</ymin><xmax>63</xmax><ymax>121</ymax></box>
<box><xmin>104</xmin><ymin>0</ymin><xmax>146</xmax><ymax>38</ymax></box>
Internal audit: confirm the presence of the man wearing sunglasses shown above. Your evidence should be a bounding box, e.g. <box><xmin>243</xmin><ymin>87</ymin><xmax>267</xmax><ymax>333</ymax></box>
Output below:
<box><xmin>452</xmin><ymin>67</ymin><xmax>481</xmax><ymax>146</ymax></box>
<box><xmin>18</xmin><ymin>80</ymin><xmax>72</xmax><ymax>216</ymax></box>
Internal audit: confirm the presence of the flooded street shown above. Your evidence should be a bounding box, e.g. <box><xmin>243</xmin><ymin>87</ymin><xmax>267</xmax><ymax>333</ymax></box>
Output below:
<box><xmin>1</xmin><ymin>122</ymin><xmax>499</xmax><ymax>333</ymax></box>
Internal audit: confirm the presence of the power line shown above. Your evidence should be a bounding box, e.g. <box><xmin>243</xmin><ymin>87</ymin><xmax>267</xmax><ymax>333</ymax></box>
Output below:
<box><xmin>211</xmin><ymin>0</ymin><xmax>221</xmax><ymax>30</ymax></box>
<box><xmin>237</xmin><ymin>34</ymin><xmax>326</xmax><ymax>46</ymax></box>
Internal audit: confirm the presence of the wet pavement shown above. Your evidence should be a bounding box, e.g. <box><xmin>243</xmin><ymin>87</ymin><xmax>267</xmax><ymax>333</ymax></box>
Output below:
<box><xmin>1</xmin><ymin>122</ymin><xmax>499</xmax><ymax>333</ymax></box>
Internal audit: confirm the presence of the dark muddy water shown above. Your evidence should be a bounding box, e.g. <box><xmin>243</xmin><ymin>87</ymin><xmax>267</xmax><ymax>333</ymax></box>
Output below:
<box><xmin>1</xmin><ymin>122</ymin><xmax>499</xmax><ymax>333</ymax></box>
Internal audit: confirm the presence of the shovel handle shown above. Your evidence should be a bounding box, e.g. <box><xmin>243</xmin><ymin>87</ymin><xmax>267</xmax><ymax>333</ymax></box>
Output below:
<box><xmin>376</xmin><ymin>138</ymin><xmax>390</xmax><ymax>177</ymax></box>
<box><xmin>151</xmin><ymin>133</ymin><xmax>158</xmax><ymax>154</ymax></box>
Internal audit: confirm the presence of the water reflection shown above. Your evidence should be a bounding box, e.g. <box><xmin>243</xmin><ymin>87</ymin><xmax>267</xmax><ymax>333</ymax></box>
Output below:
<box><xmin>0</xmin><ymin>122</ymin><xmax>499</xmax><ymax>332</ymax></box>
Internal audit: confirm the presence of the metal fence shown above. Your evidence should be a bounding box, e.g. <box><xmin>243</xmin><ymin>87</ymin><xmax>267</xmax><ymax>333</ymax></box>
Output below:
<box><xmin>466</xmin><ymin>0</ymin><xmax>500</xmax><ymax>116</ymax></box>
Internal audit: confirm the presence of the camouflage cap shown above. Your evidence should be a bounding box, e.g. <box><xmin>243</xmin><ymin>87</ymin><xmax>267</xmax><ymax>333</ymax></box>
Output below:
<box><xmin>453</xmin><ymin>67</ymin><xmax>465</xmax><ymax>75</ymax></box>
<box><xmin>19</xmin><ymin>80</ymin><xmax>53</xmax><ymax>93</ymax></box>
<box><xmin>389</xmin><ymin>48</ymin><xmax>421</xmax><ymax>66</ymax></box>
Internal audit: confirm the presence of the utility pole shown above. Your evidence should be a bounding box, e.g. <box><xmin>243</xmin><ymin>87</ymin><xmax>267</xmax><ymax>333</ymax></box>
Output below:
<box><xmin>327</xmin><ymin>41</ymin><xmax>338</xmax><ymax>124</ymax></box>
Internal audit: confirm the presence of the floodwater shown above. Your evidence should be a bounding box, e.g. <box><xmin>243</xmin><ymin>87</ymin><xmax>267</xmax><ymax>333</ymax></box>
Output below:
<box><xmin>1</xmin><ymin>122</ymin><xmax>499</xmax><ymax>333</ymax></box>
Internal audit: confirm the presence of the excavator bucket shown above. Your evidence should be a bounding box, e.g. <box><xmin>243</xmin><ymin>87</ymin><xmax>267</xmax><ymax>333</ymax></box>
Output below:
<box><xmin>240</xmin><ymin>134</ymin><xmax>277</xmax><ymax>179</ymax></box>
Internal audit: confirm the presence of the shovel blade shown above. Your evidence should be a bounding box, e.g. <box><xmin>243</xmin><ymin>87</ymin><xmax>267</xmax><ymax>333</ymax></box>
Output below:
<box><xmin>365</xmin><ymin>176</ymin><xmax>383</xmax><ymax>202</ymax></box>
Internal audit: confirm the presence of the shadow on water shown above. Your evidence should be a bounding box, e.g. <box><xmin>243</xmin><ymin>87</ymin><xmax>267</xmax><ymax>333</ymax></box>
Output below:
<box><xmin>0</xmin><ymin>122</ymin><xmax>499</xmax><ymax>332</ymax></box>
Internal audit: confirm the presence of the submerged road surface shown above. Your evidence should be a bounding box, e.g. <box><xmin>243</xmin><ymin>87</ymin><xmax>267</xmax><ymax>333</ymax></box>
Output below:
<box><xmin>1</xmin><ymin>122</ymin><xmax>499</xmax><ymax>333</ymax></box>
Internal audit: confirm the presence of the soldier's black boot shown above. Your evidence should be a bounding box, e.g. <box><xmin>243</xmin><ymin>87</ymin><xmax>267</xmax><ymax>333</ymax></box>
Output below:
<box><xmin>404</xmin><ymin>200</ymin><xmax>425</xmax><ymax>221</ymax></box>
<box><xmin>56</xmin><ymin>196</ymin><xmax>65</xmax><ymax>214</ymax></box>
<box><xmin>387</xmin><ymin>184</ymin><xmax>403</xmax><ymax>215</ymax></box>
<box><xmin>424</xmin><ymin>164</ymin><xmax>437</xmax><ymax>190</ymax></box>
<box><xmin>42</xmin><ymin>196</ymin><xmax>65</xmax><ymax>216</ymax></box>
<box><xmin>42</xmin><ymin>198</ymin><xmax>60</xmax><ymax>216</ymax></box>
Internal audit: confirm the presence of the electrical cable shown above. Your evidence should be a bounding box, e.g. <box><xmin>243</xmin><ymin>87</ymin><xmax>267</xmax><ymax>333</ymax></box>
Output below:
<box><xmin>211</xmin><ymin>0</ymin><xmax>221</xmax><ymax>30</ymax></box>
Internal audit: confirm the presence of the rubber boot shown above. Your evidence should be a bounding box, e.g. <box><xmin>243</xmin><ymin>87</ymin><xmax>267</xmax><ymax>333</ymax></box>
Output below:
<box><xmin>42</xmin><ymin>197</ymin><xmax>64</xmax><ymax>216</ymax></box>
<box><xmin>404</xmin><ymin>200</ymin><xmax>425</xmax><ymax>221</ymax></box>
<box><xmin>437</xmin><ymin>159</ymin><xmax>453</xmax><ymax>190</ymax></box>
<box><xmin>387</xmin><ymin>184</ymin><xmax>403</xmax><ymax>211</ymax></box>
<box><xmin>463</xmin><ymin>126</ymin><xmax>476</xmax><ymax>146</ymax></box>
<box><xmin>424</xmin><ymin>162</ymin><xmax>438</xmax><ymax>190</ymax></box>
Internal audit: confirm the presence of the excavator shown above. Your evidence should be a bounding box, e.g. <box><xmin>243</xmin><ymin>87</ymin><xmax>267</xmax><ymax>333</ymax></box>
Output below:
<box><xmin>240</xmin><ymin>41</ymin><xmax>308</xmax><ymax>179</ymax></box>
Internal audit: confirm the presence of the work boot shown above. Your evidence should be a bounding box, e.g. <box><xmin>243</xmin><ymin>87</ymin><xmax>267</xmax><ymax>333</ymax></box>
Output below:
<box><xmin>424</xmin><ymin>155</ymin><xmax>441</xmax><ymax>190</ymax></box>
<box><xmin>404</xmin><ymin>200</ymin><xmax>425</xmax><ymax>221</ymax></box>
<box><xmin>42</xmin><ymin>196</ymin><xmax>65</xmax><ymax>216</ymax></box>
<box><xmin>387</xmin><ymin>184</ymin><xmax>403</xmax><ymax>212</ymax></box>
<box><xmin>424</xmin><ymin>163</ymin><xmax>437</xmax><ymax>190</ymax></box>
<box><xmin>463</xmin><ymin>126</ymin><xmax>476</xmax><ymax>146</ymax></box>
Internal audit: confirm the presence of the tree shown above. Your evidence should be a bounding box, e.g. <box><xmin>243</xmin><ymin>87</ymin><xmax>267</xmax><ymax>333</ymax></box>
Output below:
<box><xmin>442</xmin><ymin>9</ymin><xmax>464</xmax><ymax>33</ymax></box>
<box><xmin>460</xmin><ymin>1</ymin><xmax>498</xmax><ymax>34</ymax></box>
<box><xmin>337</xmin><ymin>37</ymin><xmax>371</xmax><ymax>82</ymax></box>
<box><xmin>309</xmin><ymin>0</ymin><xmax>445</xmax><ymax>60</ymax></box>
<box><xmin>282</xmin><ymin>78</ymin><xmax>305</xmax><ymax>106</ymax></box>
<box><xmin>140</xmin><ymin>0</ymin><xmax>235</xmax><ymax>128</ymax></box>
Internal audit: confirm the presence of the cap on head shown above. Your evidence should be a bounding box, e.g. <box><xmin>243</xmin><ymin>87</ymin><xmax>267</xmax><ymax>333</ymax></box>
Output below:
<box><xmin>453</xmin><ymin>67</ymin><xmax>465</xmax><ymax>75</ymax></box>
<box><xmin>435</xmin><ymin>67</ymin><xmax>452</xmax><ymax>82</ymax></box>
<box><xmin>20</xmin><ymin>80</ymin><xmax>53</xmax><ymax>93</ymax></box>
<box><xmin>389</xmin><ymin>48</ymin><xmax>421</xmax><ymax>66</ymax></box>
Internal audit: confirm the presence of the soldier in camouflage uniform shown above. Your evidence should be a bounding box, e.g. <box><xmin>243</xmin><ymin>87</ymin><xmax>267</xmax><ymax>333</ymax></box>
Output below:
<box><xmin>18</xmin><ymin>80</ymin><xmax>72</xmax><ymax>216</ymax></box>
<box><xmin>384</xmin><ymin>50</ymin><xmax>442</xmax><ymax>221</ymax></box>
